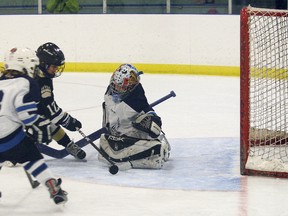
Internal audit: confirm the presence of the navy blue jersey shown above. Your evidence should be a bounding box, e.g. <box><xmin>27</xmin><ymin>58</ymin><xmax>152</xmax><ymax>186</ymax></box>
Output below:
<box><xmin>35</xmin><ymin>76</ymin><xmax>65</xmax><ymax>124</ymax></box>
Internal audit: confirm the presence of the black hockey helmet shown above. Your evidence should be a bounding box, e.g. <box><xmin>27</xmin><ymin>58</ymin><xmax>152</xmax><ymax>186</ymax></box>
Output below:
<box><xmin>36</xmin><ymin>42</ymin><xmax>65</xmax><ymax>78</ymax></box>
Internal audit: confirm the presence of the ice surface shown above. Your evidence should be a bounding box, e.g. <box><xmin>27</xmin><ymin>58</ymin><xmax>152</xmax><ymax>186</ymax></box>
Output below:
<box><xmin>1</xmin><ymin>73</ymin><xmax>288</xmax><ymax>216</ymax></box>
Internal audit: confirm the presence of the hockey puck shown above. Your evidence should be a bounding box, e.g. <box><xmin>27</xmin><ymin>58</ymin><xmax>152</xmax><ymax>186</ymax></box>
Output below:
<box><xmin>0</xmin><ymin>191</ymin><xmax>2</xmax><ymax>198</ymax></box>
<box><xmin>109</xmin><ymin>165</ymin><xmax>119</xmax><ymax>175</ymax></box>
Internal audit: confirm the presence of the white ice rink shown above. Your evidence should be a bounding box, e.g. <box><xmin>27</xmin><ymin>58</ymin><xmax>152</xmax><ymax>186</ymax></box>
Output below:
<box><xmin>1</xmin><ymin>73</ymin><xmax>288</xmax><ymax>216</ymax></box>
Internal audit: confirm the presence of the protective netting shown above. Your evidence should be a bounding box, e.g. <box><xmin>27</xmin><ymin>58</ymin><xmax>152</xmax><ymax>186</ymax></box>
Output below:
<box><xmin>245</xmin><ymin>7</ymin><xmax>288</xmax><ymax>173</ymax></box>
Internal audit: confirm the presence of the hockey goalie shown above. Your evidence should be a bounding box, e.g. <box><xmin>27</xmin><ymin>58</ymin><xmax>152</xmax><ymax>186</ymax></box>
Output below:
<box><xmin>99</xmin><ymin>64</ymin><xmax>170</xmax><ymax>169</ymax></box>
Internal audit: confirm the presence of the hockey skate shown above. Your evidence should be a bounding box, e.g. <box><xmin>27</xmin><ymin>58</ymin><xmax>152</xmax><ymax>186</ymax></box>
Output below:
<box><xmin>66</xmin><ymin>141</ymin><xmax>86</xmax><ymax>160</ymax></box>
<box><xmin>45</xmin><ymin>178</ymin><xmax>68</xmax><ymax>205</ymax></box>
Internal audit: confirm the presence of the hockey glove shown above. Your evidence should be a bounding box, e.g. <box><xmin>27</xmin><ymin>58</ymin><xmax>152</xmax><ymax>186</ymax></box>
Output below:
<box><xmin>60</xmin><ymin>113</ymin><xmax>82</xmax><ymax>131</ymax></box>
<box><xmin>27</xmin><ymin>116</ymin><xmax>52</xmax><ymax>144</ymax></box>
<box><xmin>132</xmin><ymin>112</ymin><xmax>162</xmax><ymax>138</ymax></box>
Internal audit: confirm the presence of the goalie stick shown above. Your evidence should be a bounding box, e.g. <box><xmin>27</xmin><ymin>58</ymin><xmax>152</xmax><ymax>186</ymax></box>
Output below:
<box><xmin>38</xmin><ymin>91</ymin><xmax>176</xmax><ymax>159</ymax></box>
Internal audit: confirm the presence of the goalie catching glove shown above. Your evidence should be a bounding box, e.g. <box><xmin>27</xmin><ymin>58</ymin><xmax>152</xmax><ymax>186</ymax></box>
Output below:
<box><xmin>132</xmin><ymin>111</ymin><xmax>162</xmax><ymax>138</ymax></box>
<box><xmin>26</xmin><ymin>115</ymin><xmax>52</xmax><ymax>144</ymax></box>
<box><xmin>59</xmin><ymin>112</ymin><xmax>82</xmax><ymax>131</ymax></box>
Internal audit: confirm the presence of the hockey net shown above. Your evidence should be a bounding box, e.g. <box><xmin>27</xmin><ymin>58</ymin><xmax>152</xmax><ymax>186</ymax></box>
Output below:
<box><xmin>240</xmin><ymin>6</ymin><xmax>288</xmax><ymax>178</ymax></box>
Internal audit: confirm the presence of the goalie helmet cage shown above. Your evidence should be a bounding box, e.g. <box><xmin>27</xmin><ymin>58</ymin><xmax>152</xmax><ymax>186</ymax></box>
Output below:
<box><xmin>240</xmin><ymin>6</ymin><xmax>288</xmax><ymax>178</ymax></box>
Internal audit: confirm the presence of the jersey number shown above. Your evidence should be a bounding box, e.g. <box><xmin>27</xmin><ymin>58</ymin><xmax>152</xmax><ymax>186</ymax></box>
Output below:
<box><xmin>46</xmin><ymin>101</ymin><xmax>61</xmax><ymax>116</ymax></box>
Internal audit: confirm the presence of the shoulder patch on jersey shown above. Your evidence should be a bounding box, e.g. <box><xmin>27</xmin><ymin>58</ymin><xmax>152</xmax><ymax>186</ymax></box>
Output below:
<box><xmin>41</xmin><ymin>85</ymin><xmax>52</xmax><ymax>98</ymax></box>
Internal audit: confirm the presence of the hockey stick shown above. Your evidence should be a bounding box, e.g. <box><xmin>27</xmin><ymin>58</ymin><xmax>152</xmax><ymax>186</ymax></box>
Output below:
<box><xmin>24</xmin><ymin>170</ymin><xmax>40</xmax><ymax>189</ymax></box>
<box><xmin>38</xmin><ymin>90</ymin><xmax>176</xmax><ymax>158</ymax></box>
<box><xmin>2</xmin><ymin>162</ymin><xmax>40</xmax><ymax>189</ymax></box>
<box><xmin>37</xmin><ymin>127</ymin><xmax>107</xmax><ymax>159</ymax></box>
<box><xmin>77</xmin><ymin>129</ymin><xmax>119</xmax><ymax>175</ymax></box>
<box><xmin>149</xmin><ymin>91</ymin><xmax>176</xmax><ymax>107</ymax></box>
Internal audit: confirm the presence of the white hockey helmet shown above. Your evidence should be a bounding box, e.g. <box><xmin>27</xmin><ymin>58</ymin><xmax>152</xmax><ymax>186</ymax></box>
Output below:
<box><xmin>4</xmin><ymin>47</ymin><xmax>39</xmax><ymax>78</ymax></box>
<box><xmin>109</xmin><ymin>64</ymin><xmax>141</xmax><ymax>100</ymax></box>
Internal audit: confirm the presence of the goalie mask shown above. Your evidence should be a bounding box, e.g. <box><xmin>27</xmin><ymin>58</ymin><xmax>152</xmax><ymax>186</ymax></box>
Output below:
<box><xmin>109</xmin><ymin>64</ymin><xmax>141</xmax><ymax>102</ymax></box>
<box><xmin>36</xmin><ymin>42</ymin><xmax>65</xmax><ymax>78</ymax></box>
<box><xmin>4</xmin><ymin>47</ymin><xmax>39</xmax><ymax>78</ymax></box>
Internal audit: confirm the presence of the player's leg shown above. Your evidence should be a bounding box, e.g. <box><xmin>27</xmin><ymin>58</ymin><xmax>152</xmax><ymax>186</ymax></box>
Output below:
<box><xmin>2</xmin><ymin>136</ymin><xmax>68</xmax><ymax>204</ymax></box>
<box><xmin>51</xmin><ymin>124</ymin><xmax>86</xmax><ymax>159</ymax></box>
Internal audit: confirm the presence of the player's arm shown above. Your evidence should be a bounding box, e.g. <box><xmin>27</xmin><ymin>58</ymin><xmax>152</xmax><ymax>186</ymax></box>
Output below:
<box><xmin>132</xmin><ymin>111</ymin><xmax>162</xmax><ymax>138</ymax></box>
<box><xmin>125</xmin><ymin>84</ymin><xmax>162</xmax><ymax>138</ymax></box>
<box><xmin>15</xmin><ymin>78</ymin><xmax>51</xmax><ymax>144</ymax></box>
<box><xmin>39</xmin><ymin>85</ymin><xmax>82</xmax><ymax>132</ymax></box>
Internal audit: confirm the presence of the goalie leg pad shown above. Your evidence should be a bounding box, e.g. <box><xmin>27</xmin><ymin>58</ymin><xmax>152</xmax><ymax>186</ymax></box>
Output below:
<box><xmin>129</xmin><ymin>154</ymin><xmax>164</xmax><ymax>169</ymax></box>
<box><xmin>159</xmin><ymin>133</ymin><xmax>171</xmax><ymax>162</ymax></box>
<box><xmin>98</xmin><ymin>134</ymin><xmax>166</xmax><ymax>169</ymax></box>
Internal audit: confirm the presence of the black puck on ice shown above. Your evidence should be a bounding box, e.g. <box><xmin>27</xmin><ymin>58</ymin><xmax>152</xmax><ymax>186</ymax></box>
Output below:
<box><xmin>0</xmin><ymin>191</ymin><xmax>2</xmax><ymax>198</ymax></box>
<box><xmin>109</xmin><ymin>165</ymin><xmax>119</xmax><ymax>175</ymax></box>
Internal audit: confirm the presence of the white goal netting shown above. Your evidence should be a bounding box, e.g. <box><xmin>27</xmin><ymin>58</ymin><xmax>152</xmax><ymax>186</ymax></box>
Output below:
<box><xmin>244</xmin><ymin>6</ymin><xmax>288</xmax><ymax>173</ymax></box>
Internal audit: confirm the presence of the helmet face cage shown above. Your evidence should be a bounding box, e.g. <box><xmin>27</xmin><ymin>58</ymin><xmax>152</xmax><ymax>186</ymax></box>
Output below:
<box><xmin>110</xmin><ymin>64</ymin><xmax>140</xmax><ymax>101</ymax></box>
<box><xmin>54</xmin><ymin>64</ymin><xmax>65</xmax><ymax>77</ymax></box>
<box><xmin>4</xmin><ymin>47</ymin><xmax>39</xmax><ymax>78</ymax></box>
<box><xmin>42</xmin><ymin>63</ymin><xmax>65</xmax><ymax>78</ymax></box>
<box><xmin>36</xmin><ymin>42</ymin><xmax>65</xmax><ymax>78</ymax></box>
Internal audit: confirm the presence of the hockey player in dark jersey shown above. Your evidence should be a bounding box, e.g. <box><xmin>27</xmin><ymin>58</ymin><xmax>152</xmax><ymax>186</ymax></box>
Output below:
<box><xmin>99</xmin><ymin>64</ymin><xmax>170</xmax><ymax>169</ymax></box>
<box><xmin>35</xmin><ymin>42</ymin><xmax>86</xmax><ymax>160</ymax></box>
<box><xmin>0</xmin><ymin>47</ymin><xmax>68</xmax><ymax>205</ymax></box>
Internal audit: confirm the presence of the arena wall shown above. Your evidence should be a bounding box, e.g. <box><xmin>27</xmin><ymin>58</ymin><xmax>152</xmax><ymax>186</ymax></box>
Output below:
<box><xmin>0</xmin><ymin>14</ymin><xmax>240</xmax><ymax>75</ymax></box>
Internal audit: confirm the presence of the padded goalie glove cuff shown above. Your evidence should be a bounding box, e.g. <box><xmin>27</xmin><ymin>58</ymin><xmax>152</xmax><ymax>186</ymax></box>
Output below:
<box><xmin>132</xmin><ymin>112</ymin><xmax>162</xmax><ymax>138</ymax></box>
<box><xmin>60</xmin><ymin>113</ymin><xmax>82</xmax><ymax>131</ymax></box>
<box><xmin>27</xmin><ymin>116</ymin><xmax>52</xmax><ymax>144</ymax></box>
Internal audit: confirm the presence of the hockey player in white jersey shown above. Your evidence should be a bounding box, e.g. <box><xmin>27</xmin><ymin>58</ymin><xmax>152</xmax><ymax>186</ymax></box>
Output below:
<box><xmin>99</xmin><ymin>63</ymin><xmax>170</xmax><ymax>169</ymax></box>
<box><xmin>0</xmin><ymin>47</ymin><xmax>68</xmax><ymax>205</ymax></box>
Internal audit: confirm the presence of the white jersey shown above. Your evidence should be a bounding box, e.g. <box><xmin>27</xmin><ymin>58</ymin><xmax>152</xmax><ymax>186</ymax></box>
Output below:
<box><xmin>103</xmin><ymin>83</ymin><xmax>154</xmax><ymax>139</ymax></box>
<box><xmin>0</xmin><ymin>75</ymin><xmax>39</xmax><ymax>151</ymax></box>
<box><xmin>104</xmin><ymin>94</ymin><xmax>142</xmax><ymax>138</ymax></box>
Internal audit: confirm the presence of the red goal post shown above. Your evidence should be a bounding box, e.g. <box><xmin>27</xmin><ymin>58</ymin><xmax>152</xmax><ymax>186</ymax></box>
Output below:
<box><xmin>240</xmin><ymin>6</ymin><xmax>288</xmax><ymax>178</ymax></box>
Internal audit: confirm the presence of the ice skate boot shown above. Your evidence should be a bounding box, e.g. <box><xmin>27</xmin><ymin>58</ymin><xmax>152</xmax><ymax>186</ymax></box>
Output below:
<box><xmin>66</xmin><ymin>141</ymin><xmax>86</xmax><ymax>159</ymax></box>
<box><xmin>45</xmin><ymin>178</ymin><xmax>68</xmax><ymax>205</ymax></box>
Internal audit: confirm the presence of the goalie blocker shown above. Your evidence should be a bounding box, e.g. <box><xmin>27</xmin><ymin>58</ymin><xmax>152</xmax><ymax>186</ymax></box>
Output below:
<box><xmin>98</xmin><ymin>134</ymin><xmax>170</xmax><ymax>169</ymax></box>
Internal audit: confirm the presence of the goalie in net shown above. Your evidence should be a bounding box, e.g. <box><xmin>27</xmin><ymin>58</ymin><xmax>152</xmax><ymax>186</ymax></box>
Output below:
<box><xmin>99</xmin><ymin>64</ymin><xmax>170</xmax><ymax>169</ymax></box>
